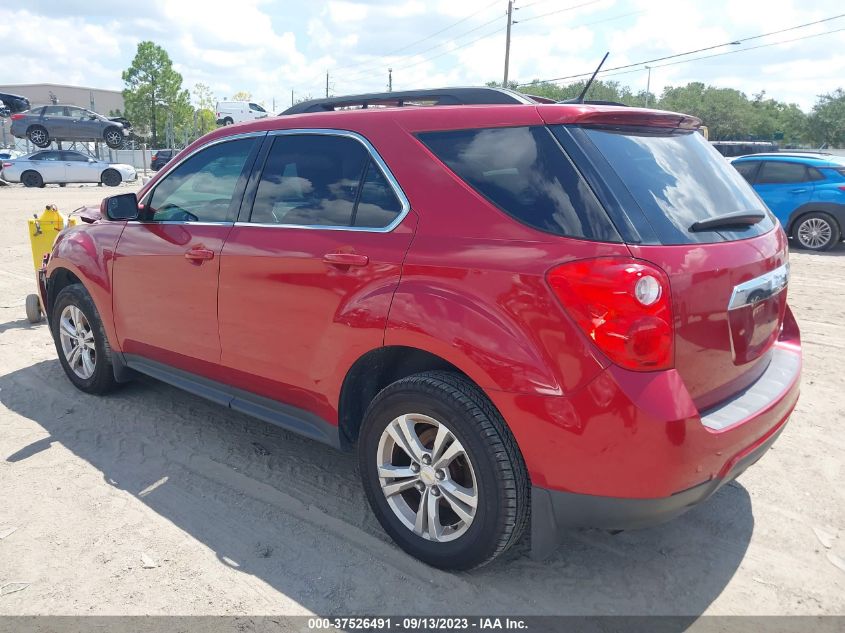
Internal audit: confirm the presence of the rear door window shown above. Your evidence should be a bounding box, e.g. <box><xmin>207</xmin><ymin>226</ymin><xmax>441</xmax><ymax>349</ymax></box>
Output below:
<box><xmin>418</xmin><ymin>126</ymin><xmax>618</xmax><ymax>241</ymax></box>
<box><xmin>757</xmin><ymin>161</ymin><xmax>809</xmax><ymax>184</ymax></box>
<box><xmin>562</xmin><ymin>126</ymin><xmax>774</xmax><ymax>244</ymax></box>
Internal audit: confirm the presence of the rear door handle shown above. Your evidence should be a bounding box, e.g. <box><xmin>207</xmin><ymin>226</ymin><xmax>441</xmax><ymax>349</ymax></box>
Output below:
<box><xmin>185</xmin><ymin>247</ymin><xmax>215</xmax><ymax>262</ymax></box>
<box><xmin>322</xmin><ymin>252</ymin><xmax>369</xmax><ymax>267</ymax></box>
<box><xmin>790</xmin><ymin>188</ymin><xmax>808</xmax><ymax>193</ymax></box>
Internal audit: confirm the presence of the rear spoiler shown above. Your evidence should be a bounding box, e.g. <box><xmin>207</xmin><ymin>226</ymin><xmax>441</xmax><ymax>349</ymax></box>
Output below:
<box><xmin>538</xmin><ymin>105</ymin><xmax>701</xmax><ymax>130</ymax></box>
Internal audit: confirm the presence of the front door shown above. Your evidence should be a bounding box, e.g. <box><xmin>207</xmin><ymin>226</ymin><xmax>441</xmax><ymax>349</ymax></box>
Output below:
<box><xmin>112</xmin><ymin>135</ymin><xmax>262</xmax><ymax>375</ymax></box>
<box><xmin>218</xmin><ymin>132</ymin><xmax>415</xmax><ymax>421</ymax></box>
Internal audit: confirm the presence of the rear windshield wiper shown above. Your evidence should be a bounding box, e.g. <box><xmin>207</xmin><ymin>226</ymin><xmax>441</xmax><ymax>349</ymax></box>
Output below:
<box><xmin>690</xmin><ymin>212</ymin><xmax>766</xmax><ymax>232</ymax></box>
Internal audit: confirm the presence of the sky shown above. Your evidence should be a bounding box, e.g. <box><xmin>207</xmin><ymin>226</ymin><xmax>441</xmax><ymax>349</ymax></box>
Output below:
<box><xmin>1</xmin><ymin>0</ymin><xmax>843</xmax><ymax>112</ymax></box>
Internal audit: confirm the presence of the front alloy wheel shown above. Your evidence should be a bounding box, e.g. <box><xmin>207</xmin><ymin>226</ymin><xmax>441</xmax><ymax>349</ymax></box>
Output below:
<box><xmin>58</xmin><ymin>304</ymin><xmax>96</xmax><ymax>379</ymax></box>
<box><xmin>377</xmin><ymin>413</ymin><xmax>478</xmax><ymax>542</ymax></box>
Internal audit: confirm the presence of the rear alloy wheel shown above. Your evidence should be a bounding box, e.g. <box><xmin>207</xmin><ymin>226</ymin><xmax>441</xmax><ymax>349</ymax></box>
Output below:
<box><xmin>101</xmin><ymin>169</ymin><xmax>122</xmax><ymax>187</ymax></box>
<box><xmin>359</xmin><ymin>371</ymin><xmax>529</xmax><ymax>570</ymax></box>
<box><xmin>21</xmin><ymin>170</ymin><xmax>43</xmax><ymax>188</ymax></box>
<box><xmin>103</xmin><ymin>127</ymin><xmax>123</xmax><ymax>149</ymax></box>
<box><xmin>27</xmin><ymin>125</ymin><xmax>49</xmax><ymax>147</ymax></box>
<box><xmin>793</xmin><ymin>212</ymin><xmax>840</xmax><ymax>251</ymax></box>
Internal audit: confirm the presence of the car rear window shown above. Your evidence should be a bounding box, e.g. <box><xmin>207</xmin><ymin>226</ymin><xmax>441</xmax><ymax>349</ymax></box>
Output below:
<box><xmin>418</xmin><ymin>126</ymin><xmax>619</xmax><ymax>241</ymax></box>
<box><xmin>563</xmin><ymin>126</ymin><xmax>775</xmax><ymax>244</ymax></box>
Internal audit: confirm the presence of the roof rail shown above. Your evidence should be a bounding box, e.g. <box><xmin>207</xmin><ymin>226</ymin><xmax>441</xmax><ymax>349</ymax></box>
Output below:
<box><xmin>280</xmin><ymin>86</ymin><xmax>537</xmax><ymax>115</ymax></box>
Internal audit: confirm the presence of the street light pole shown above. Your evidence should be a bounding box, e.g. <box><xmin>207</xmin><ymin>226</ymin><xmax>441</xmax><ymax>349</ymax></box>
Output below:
<box><xmin>503</xmin><ymin>0</ymin><xmax>514</xmax><ymax>86</ymax></box>
<box><xmin>388</xmin><ymin>68</ymin><xmax>393</xmax><ymax>92</ymax></box>
<box><xmin>645</xmin><ymin>66</ymin><xmax>652</xmax><ymax>107</ymax></box>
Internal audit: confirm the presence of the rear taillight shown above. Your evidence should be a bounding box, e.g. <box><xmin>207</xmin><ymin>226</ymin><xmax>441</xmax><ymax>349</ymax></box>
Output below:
<box><xmin>10</xmin><ymin>113</ymin><xmax>24</xmax><ymax>120</ymax></box>
<box><xmin>547</xmin><ymin>257</ymin><xmax>674</xmax><ymax>371</ymax></box>
<box><xmin>2</xmin><ymin>162</ymin><xmax>11</xmax><ymax>168</ymax></box>
<box><xmin>838</xmin><ymin>185</ymin><xmax>845</xmax><ymax>192</ymax></box>
<box><xmin>151</xmin><ymin>153</ymin><xmax>158</xmax><ymax>160</ymax></box>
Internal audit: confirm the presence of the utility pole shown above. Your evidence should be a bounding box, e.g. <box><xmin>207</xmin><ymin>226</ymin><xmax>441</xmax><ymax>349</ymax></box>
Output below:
<box><xmin>326</xmin><ymin>72</ymin><xmax>330</xmax><ymax>98</ymax></box>
<box><xmin>291</xmin><ymin>89</ymin><xmax>294</xmax><ymax>106</ymax></box>
<box><xmin>645</xmin><ymin>66</ymin><xmax>652</xmax><ymax>107</ymax></box>
<box><xmin>503</xmin><ymin>0</ymin><xmax>514</xmax><ymax>87</ymax></box>
<box><xmin>388</xmin><ymin>68</ymin><xmax>393</xmax><ymax>92</ymax></box>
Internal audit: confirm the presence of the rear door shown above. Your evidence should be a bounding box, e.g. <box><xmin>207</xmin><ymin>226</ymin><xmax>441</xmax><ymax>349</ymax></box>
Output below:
<box><xmin>556</xmin><ymin>125</ymin><xmax>788</xmax><ymax>410</ymax></box>
<box><xmin>32</xmin><ymin>150</ymin><xmax>66</xmax><ymax>182</ymax></box>
<box><xmin>41</xmin><ymin>105</ymin><xmax>70</xmax><ymax>138</ymax></box>
<box><xmin>61</xmin><ymin>151</ymin><xmax>97</xmax><ymax>182</ymax></box>
<box><xmin>217</xmin><ymin>131</ymin><xmax>415</xmax><ymax>419</ymax></box>
<box><xmin>112</xmin><ymin>135</ymin><xmax>262</xmax><ymax>373</ymax></box>
<box><xmin>753</xmin><ymin>161</ymin><xmax>815</xmax><ymax>226</ymax></box>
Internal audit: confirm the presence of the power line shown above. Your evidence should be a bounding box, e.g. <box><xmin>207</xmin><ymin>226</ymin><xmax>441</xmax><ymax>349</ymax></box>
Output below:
<box><xmin>516</xmin><ymin>0</ymin><xmax>601</xmax><ymax>24</ymax></box>
<box><xmin>340</xmin><ymin>13</ymin><xmax>506</xmax><ymax>82</ymax></box>
<box><xmin>332</xmin><ymin>0</ymin><xmax>500</xmax><ymax>72</ymax></box>
<box><xmin>517</xmin><ymin>12</ymin><xmax>845</xmax><ymax>86</ymax></box>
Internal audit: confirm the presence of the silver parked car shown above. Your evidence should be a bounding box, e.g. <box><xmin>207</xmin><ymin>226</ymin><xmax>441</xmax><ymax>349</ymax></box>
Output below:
<box><xmin>10</xmin><ymin>105</ymin><xmax>128</xmax><ymax>149</ymax></box>
<box><xmin>1</xmin><ymin>150</ymin><xmax>136</xmax><ymax>187</ymax></box>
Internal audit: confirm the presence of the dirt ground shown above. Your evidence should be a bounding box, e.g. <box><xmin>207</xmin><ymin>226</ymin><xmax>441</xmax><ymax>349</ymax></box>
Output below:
<box><xmin>0</xmin><ymin>183</ymin><xmax>843</xmax><ymax>617</ymax></box>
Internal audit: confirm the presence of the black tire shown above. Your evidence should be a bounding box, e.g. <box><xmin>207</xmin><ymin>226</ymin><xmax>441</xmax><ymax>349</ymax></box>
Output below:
<box><xmin>51</xmin><ymin>283</ymin><xmax>118</xmax><ymax>395</ymax></box>
<box><xmin>101</xmin><ymin>169</ymin><xmax>122</xmax><ymax>187</ymax></box>
<box><xmin>21</xmin><ymin>170</ymin><xmax>43</xmax><ymax>188</ymax></box>
<box><xmin>25</xmin><ymin>294</ymin><xmax>42</xmax><ymax>323</ymax></box>
<box><xmin>792</xmin><ymin>212</ymin><xmax>841</xmax><ymax>251</ymax></box>
<box><xmin>223</xmin><ymin>117</ymin><xmax>234</xmax><ymax>126</ymax></box>
<box><xmin>358</xmin><ymin>371</ymin><xmax>529</xmax><ymax>570</ymax></box>
<box><xmin>27</xmin><ymin>125</ymin><xmax>49</xmax><ymax>147</ymax></box>
<box><xmin>103</xmin><ymin>126</ymin><xmax>124</xmax><ymax>149</ymax></box>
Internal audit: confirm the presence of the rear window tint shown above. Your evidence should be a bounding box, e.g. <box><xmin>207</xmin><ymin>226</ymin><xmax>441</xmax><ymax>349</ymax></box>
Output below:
<box><xmin>571</xmin><ymin>127</ymin><xmax>774</xmax><ymax>244</ymax></box>
<box><xmin>757</xmin><ymin>161</ymin><xmax>809</xmax><ymax>184</ymax></box>
<box><xmin>418</xmin><ymin>126</ymin><xmax>618</xmax><ymax>241</ymax></box>
<box><xmin>732</xmin><ymin>160</ymin><xmax>760</xmax><ymax>183</ymax></box>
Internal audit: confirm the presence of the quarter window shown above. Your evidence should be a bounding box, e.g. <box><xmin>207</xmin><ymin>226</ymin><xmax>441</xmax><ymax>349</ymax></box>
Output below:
<box><xmin>757</xmin><ymin>162</ymin><xmax>808</xmax><ymax>184</ymax></box>
<box><xmin>145</xmin><ymin>137</ymin><xmax>257</xmax><ymax>222</ymax></box>
<box><xmin>250</xmin><ymin>134</ymin><xmax>401</xmax><ymax>229</ymax></box>
<box><xmin>418</xmin><ymin>126</ymin><xmax>617</xmax><ymax>240</ymax></box>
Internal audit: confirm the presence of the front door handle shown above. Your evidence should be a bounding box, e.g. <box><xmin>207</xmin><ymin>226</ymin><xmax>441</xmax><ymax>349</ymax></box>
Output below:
<box><xmin>790</xmin><ymin>188</ymin><xmax>808</xmax><ymax>194</ymax></box>
<box><xmin>185</xmin><ymin>247</ymin><xmax>215</xmax><ymax>262</ymax></box>
<box><xmin>322</xmin><ymin>252</ymin><xmax>369</xmax><ymax>267</ymax></box>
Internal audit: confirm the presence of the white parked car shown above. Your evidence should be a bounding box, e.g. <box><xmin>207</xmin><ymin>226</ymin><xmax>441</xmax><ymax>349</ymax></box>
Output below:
<box><xmin>1</xmin><ymin>149</ymin><xmax>136</xmax><ymax>187</ymax></box>
<box><xmin>215</xmin><ymin>100</ymin><xmax>268</xmax><ymax>125</ymax></box>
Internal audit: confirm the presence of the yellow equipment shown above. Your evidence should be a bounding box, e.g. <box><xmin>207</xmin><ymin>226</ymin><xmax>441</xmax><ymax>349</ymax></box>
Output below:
<box><xmin>25</xmin><ymin>204</ymin><xmax>79</xmax><ymax>323</ymax></box>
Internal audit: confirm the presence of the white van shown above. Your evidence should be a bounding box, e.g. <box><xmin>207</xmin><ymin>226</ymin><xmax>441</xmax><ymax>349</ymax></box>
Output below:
<box><xmin>215</xmin><ymin>101</ymin><xmax>269</xmax><ymax>125</ymax></box>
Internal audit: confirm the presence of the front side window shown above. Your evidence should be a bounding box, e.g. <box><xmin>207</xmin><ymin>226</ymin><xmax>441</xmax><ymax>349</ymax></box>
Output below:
<box><xmin>249</xmin><ymin>103</ymin><xmax>266</xmax><ymax>113</ymax></box>
<box><xmin>419</xmin><ymin>126</ymin><xmax>617</xmax><ymax>240</ymax></box>
<box><xmin>733</xmin><ymin>160</ymin><xmax>760</xmax><ymax>183</ymax></box>
<box><xmin>757</xmin><ymin>161</ymin><xmax>808</xmax><ymax>184</ymax></box>
<box><xmin>250</xmin><ymin>134</ymin><xmax>387</xmax><ymax>227</ymax></box>
<box><xmin>145</xmin><ymin>137</ymin><xmax>257</xmax><ymax>222</ymax></box>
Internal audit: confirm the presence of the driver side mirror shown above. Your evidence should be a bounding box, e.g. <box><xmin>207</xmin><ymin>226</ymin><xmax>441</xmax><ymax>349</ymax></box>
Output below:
<box><xmin>102</xmin><ymin>193</ymin><xmax>139</xmax><ymax>221</ymax></box>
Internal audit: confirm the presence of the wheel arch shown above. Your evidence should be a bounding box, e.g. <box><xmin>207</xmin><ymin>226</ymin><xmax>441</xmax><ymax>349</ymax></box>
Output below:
<box><xmin>786</xmin><ymin>202</ymin><xmax>845</xmax><ymax>234</ymax></box>
<box><xmin>338</xmin><ymin>345</ymin><xmax>473</xmax><ymax>448</ymax></box>
<box><xmin>46</xmin><ymin>267</ymin><xmax>84</xmax><ymax>321</ymax></box>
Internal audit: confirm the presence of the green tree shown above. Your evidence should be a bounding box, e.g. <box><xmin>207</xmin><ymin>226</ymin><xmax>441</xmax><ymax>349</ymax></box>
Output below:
<box><xmin>231</xmin><ymin>91</ymin><xmax>252</xmax><ymax>102</ymax></box>
<box><xmin>192</xmin><ymin>83</ymin><xmax>217</xmax><ymax>135</ymax></box>
<box><xmin>807</xmin><ymin>89</ymin><xmax>845</xmax><ymax>147</ymax></box>
<box><xmin>122</xmin><ymin>41</ymin><xmax>191</xmax><ymax>148</ymax></box>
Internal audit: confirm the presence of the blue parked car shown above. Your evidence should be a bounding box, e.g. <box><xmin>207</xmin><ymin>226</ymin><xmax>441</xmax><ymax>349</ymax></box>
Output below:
<box><xmin>732</xmin><ymin>153</ymin><xmax>845</xmax><ymax>251</ymax></box>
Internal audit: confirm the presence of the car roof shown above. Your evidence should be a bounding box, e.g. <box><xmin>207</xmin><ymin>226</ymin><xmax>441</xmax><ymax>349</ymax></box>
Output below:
<box><xmin>197</xmin><ymin>102</ymin><xmax>699</xmax><ymax>141</ymax></box>
<box><xmin>733</xmin><ymin>152</ymin><xmax>845</xmax><ymax>167</ymax></box>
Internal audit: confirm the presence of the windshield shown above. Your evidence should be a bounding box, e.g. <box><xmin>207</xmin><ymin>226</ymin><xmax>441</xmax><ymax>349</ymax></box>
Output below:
<box><xmin>565</xmin><ymin>126</ymin><xmax>775</xmax><ymax>244</ymax></box>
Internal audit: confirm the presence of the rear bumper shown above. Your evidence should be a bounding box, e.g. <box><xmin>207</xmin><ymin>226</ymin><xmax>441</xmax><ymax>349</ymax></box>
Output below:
<box><xmin>488</xmin><ymin>305</ymin><xmax>802</xmax><ymax>559</ymax></box>
<box><xmin>530</xmin><ymin>414</ymin><xmax>788</xmax><ymax>558</ymax></box>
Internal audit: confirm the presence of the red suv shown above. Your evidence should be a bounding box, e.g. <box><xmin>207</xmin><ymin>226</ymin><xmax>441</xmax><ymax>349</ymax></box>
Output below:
<box><xmin>38</xmin><ymin>95</ymin><xmax>802</xmax><ymax>570</ymax></box>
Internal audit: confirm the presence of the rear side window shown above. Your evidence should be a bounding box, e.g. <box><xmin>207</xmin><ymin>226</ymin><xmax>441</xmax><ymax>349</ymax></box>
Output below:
<box><xmin>757</xmin><ymin>162</ymin><xmax>809</xmax><ymax>184</ymax></box>
<box><xmin>250</xmin><ymin>134</ymin><xmax>403</xmax><ymax>228</ymax></box>
<box><xmin>568</xmin><ymin>127</ymin><xmax>773</xmax><ymax>244</ymax></box>
<box><xmin>418</xmin><ymin>126</ymin><xmax>618</xmax><ymax>241</ymax></box>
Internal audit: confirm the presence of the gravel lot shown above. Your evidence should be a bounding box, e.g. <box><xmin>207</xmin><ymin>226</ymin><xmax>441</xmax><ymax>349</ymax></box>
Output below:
<box><xmin>0</xmin><ymin>184</ymin><xmax>843</xmax><ymax>617</ymax></box>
